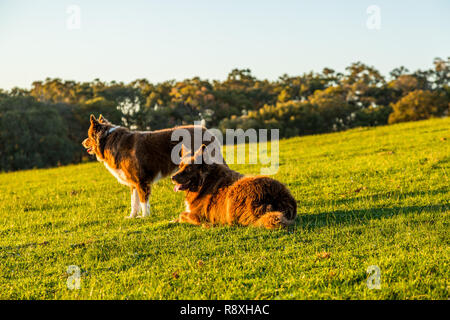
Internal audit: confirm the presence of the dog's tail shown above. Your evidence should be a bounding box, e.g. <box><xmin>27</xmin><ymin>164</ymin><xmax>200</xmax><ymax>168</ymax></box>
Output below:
<box><xmin>254</xmin><ymin>211</ymin><xmax>295</xmax><ymax>229</ymax></box>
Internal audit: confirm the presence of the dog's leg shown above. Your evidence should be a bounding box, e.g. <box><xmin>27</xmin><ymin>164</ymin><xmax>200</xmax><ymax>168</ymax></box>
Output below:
<box><xmin>178</xmin><ymin>211</ymin><xmax>202</xmax><ymax>226</ymax></box>
<box><xmin>140</xmin><ymin>200</ymin><xmax>150</xmax><ymax>218</ymax></box>
<box><xmin>127</xmin><ymin>187</ymin><xmax>140</xmax><ymax>219</ymax></box>
<box><xmin>137</xmin><ymin>184</ymin><xmax>151</xmax><ymax>218</ymax></box>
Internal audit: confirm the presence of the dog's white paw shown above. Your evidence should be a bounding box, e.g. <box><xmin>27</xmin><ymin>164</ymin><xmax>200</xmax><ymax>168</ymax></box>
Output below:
<box><xmin>140</xmin><ymin>202</ymin><xmax>150</xmax><ymax>218</ymax></box>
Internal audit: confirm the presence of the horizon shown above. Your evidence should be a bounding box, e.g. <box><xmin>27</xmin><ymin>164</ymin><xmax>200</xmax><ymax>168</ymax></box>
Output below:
<box><xmin>1</xmin><ymin>0</ymin><xmax>449</xmax><ymax>90</ymax></box>
<box><xmin>0</xmin><ymin>57</ymin><xmax>447</xmax><ymax>90</ymax></box>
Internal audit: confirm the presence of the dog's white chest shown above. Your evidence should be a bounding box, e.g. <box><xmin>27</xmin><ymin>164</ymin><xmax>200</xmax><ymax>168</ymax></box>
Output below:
<box><xmin>103</xmin><ymin>162</ymin><xmax>130</xmax><ymax>186</ymax></box>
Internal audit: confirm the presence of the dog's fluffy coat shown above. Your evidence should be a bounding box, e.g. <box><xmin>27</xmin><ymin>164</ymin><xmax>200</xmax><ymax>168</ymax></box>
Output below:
<box><xmin>171</xmin><ymin>145</ymin><xmax>297</xmax><ymax>229</ymax></box>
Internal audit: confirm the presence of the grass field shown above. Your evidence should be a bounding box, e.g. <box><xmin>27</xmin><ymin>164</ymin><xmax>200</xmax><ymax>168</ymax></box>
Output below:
<box><xmin>0</xmin><ymin>118</ymin><xmax>448</xmax><ymax>299</ymax></box>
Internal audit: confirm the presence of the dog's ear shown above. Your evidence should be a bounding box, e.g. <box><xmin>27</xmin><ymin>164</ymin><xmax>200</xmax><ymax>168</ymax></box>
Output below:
<box><xmin>90</xmin><ymin>114</ymin><xmax>102</xmax><ymax>132</ymax></box>
<box><xmin>98</xmin><ymin>114</ymin><xmax>111</xmax><ymax>124</ymax></box>
<box><xmin>193</xmin><ymin>144</ymin><xmax>208</xmax><ymax>163</ymax></box>
<box><xmin>181</xmin><ymin>144</ymin><xmax>191</xmax><ymax>158</ymax></box>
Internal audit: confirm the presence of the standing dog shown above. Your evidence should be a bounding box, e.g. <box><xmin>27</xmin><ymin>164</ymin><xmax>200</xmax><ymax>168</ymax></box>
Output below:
<box><xmin>171</xmin><ymin>144</ymin><xmax>297</xmax><ymax>229</ymax></box>
<box><xmin>82</xmin><ymin>115</ymin><xmax>221</xmax><ymax>218</ymax></box>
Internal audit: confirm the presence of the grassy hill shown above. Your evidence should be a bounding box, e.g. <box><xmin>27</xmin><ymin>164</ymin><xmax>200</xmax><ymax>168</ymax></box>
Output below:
<box><xmin>0</xmin><ymin>118</ymin><xmax>448</xmax><ymax>299</ymax></box>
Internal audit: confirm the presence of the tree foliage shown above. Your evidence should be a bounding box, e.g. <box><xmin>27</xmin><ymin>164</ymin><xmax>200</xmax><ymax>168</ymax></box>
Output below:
<box><xmin>388</xmin><ymin>90</ymin><xmax>449</xmax><ymax>124</ymax></box>
<box><xmin>0</xmin><ymin>58</ymin><xmax>448</xmax><ymax>171</ymax></box>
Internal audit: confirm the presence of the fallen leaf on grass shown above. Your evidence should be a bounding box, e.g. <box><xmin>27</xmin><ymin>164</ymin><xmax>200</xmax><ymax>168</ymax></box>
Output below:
<box><xmin>328</xmin><ymin>270</ymin><xmax>337</xmax><ymax>278</ymax></box>
<box><xmin>378</xmin><ymin>150</ymin><xmax>395</xmax><ymax>155</ymax></box>
<box><xmin>316</xmin><ymin>252</ymin><xmax>331</xmax><ymax>260</ymax></box>
<box><xmin>354</xmin><ymin>186</ymin><xmax>367</xmax><ymax>193</ymax></box>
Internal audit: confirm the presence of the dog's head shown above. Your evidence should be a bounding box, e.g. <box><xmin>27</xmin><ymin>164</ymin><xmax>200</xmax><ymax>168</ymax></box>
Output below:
<box><xmin>82</xmin><ymin>114</ymin><xmax>112</xmax><ymax>155</ymax></box>
<box><xmin>171</xmin><ymin>144</ymin><xmax>213</xmax><ymax>192</ymax></box>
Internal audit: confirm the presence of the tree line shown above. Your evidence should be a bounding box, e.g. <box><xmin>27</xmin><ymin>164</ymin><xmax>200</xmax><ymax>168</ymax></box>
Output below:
<box><xmin>0</xmin><ymin>58</ymin><xmax>448</xmax><ymax>172</ymax></box>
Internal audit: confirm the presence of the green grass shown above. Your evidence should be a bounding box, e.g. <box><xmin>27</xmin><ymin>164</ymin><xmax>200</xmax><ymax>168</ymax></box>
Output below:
<box><xmin>0</xmin><ymin>118</ymin><xmax>449</xmax><ymax>300</ymax></box>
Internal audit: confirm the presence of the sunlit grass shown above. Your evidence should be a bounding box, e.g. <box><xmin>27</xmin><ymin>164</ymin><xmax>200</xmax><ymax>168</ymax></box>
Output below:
<box><xmin>0</xmin><ymin>118</ymin><xmax>448</xmax><ymax>299</ymax></box>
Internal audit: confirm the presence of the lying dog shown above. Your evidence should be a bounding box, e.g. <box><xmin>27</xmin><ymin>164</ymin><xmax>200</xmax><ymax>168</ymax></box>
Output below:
<box><xmin>171</xmin><ymin>144</ymin><xmax>297</xmax><ymax>229</ymax></box>
<box><xmin>82</xmin><ymin>115</ymin><xmax>222</xmax><ymax>218</ymax></box>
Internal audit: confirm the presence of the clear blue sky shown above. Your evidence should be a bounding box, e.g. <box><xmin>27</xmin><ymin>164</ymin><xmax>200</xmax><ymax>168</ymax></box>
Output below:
<box><xmin>0</xmin><ymin>0</ymin><xmax>449</xmax><ymax>90</ymax></box>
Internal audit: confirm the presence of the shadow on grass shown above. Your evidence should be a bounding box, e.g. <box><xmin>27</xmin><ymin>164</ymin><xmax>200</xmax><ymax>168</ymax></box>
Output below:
<box><xmin>294</xmin><ymin>204</ymin><xmax>448</xmax><ymax>230</ymax></box>
<box><xmin>143</xmin><ymin>202</ymin><xmax>449</xmax><ymax>235</ymax></box>
<box><xmin>298</xmin><ymin>188</ymin><xmax>449</xmax><ymax>208</ymax></box>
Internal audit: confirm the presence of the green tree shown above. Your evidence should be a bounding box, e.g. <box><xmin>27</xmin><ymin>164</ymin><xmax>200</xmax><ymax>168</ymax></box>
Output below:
<box><xmin>388</xmin><ymin>90</ymin><xmax>449</xmax><ymax>124</ymax></box>
<box><xmin>0</xmin><ymin>96</ymin><xmax>75</xmax><ymax>171</ymax></box>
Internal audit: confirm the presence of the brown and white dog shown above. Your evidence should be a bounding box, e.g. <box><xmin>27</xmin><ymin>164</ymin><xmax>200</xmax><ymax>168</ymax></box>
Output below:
<box><xmin>82</xmin><ymin>115</ymin><xmax>221</xmax><ymax>218</ymax></box>
<box><xmin>171</xmin><ymin>144</ymin><xmax>297</xmax><ymax>229</ymax></box>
